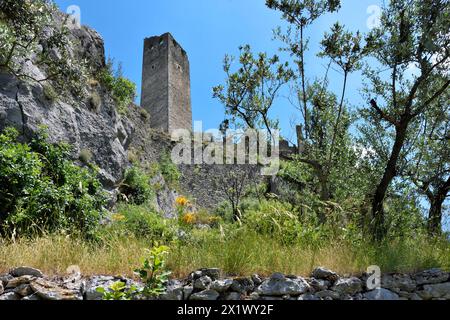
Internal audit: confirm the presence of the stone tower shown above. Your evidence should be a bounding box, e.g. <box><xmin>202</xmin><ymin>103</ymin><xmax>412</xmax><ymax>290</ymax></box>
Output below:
<box><xmin>141</xmin><ymin>33</ymin><xmax>192</xmax><ymax>133</ymax></box>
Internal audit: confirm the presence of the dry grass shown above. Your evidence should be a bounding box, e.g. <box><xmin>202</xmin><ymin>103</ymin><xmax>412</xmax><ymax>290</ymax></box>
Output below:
<box><xmin>0</xmin><ymin>235</ymin><xmax>147</xmax><ymax>277</ymax></box>
<box><xmin>1</xmin><ymin>231</ymin><xmax>449</xmax><ymax>278</ymax></box>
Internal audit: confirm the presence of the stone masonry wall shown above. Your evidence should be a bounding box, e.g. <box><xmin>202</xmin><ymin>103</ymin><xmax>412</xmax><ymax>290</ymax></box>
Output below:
<box><xmin>1</xmin><ymin>266</ymin><xmax>449</xmax><ymax>301</ymax></box>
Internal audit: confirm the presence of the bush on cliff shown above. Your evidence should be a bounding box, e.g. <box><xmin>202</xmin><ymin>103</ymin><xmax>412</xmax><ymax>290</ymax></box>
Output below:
<box><xmin>0</xmin><ymin>127</ymin><xmax>106</xmax><ymax>238</ymax></box>
<box><xmin>99</xmin><ymin>59</ymin><xmax>136</xmax><ymax>115</ymax></box>
<box><xmin>119</xmin><ymin>166</ymin><xmax>154</xmax><ymax>205</ymax></box>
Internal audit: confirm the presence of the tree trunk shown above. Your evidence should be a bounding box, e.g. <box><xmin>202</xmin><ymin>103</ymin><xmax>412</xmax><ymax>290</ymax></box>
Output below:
<box><xmin>427</xmin><ymin>176</ymin><xmax>450</xmax><ymax>236</ymax></box>
<box><xmin>427</xmin><ymin>198</ymin><xmax>444</xmax><ymax>236</ymax></box>
<box><xmin>371</xmin><ymin>120</ymin><xmax>409</xmax><ymax>241</ymax></box>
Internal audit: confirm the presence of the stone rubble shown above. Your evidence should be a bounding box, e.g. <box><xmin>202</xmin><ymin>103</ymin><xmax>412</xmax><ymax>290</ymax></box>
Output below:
<box><xmin>0</xmin><ymin>266</ymin><xmax>449</xmax><ymax>301</ymax></box>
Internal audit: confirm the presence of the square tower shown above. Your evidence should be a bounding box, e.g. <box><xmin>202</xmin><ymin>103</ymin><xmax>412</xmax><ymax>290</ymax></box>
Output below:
<box><xmin>141</xmin><ymin>33</ymin><xmax>192</xmax><ymax>133</ymax></box>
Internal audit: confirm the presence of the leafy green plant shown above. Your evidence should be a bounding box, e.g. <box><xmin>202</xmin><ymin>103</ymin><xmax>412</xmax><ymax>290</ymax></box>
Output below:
<box><xmin>159</xmin><ymin>153</ymin><xmax>181</xmax><ymax>188</ymax></box>
<box><xmin>96</xmin><ymin>281</ymin><xmax>139</xmax><ymax>300</ymax></box>
<box><xmin>119</xmin><ymin>166</ymin><xmax>153</xmax><ymax>205</ymax></box>
<box><xmin>243</xmin><ymin>200</ymin><xmax>303</xmax><ymax>245</ymax></box>
<box><xmin>43</xmin><ymin>84</ymin><xmax>58</xmax><ymax>103</ymax></box>
<box><xmin>0</xmin><ymin>127</ymin><xmax>106</xmax><ymax>238</ymax></box>
<box><xmin>99</xmin><ymin>59</ymin><xmax>136</xmax><ymax>115</ymax></box>
<box><xmin>134</xmin><ymin>245</ymin><xmax>171</xmax><ymax>297</ymax></box>
<box><xmin>112</xmin><ymin>204</ymin><xmax>177</xmax><ymax>241</ymax></box>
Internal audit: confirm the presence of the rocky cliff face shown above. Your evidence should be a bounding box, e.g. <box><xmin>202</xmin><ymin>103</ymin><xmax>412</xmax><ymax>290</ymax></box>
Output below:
<box><xmin>0</xmin><ymin>13</ymin><xmax>132</xmax><ymax>190</ymax></box>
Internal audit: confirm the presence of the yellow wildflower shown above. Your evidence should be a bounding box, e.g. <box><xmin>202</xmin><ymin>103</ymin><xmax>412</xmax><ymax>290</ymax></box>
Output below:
<box><xmin>175</xmin><ymin>196</ymin><xmax>189</xmax><ymax>207</ymax></box>
<box><xmin>182</xmin><ymin>213</ymin><xmax>197</xmax><ymax>225</ymax></box>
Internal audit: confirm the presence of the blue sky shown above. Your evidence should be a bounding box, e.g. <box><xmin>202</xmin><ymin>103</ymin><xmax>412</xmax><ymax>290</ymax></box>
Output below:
<box><xmin>54</xmin><ymin>0</ymin><xmax>383</xmax><ymax>141</ymax></box>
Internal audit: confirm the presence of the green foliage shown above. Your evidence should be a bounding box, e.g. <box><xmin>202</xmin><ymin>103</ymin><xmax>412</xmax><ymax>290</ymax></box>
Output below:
<box><xmin>0</xmin><ymin>0</ymin><xmax>88</xmax><ymax>97</ymax></box>
<box><xmin>42</xmin><ymin>84</ymin><xmax>58</xmax><ymax>103</ymax></box>
<box><xmin>0</xmin><ymin>127</ymin><xmax>106</xmax><ymax>238</ymax></box>
<box><xmin>266</xmin><ymin>0</ymin><xmax>341</xmax><ymax>26</ymax></box>
<box><xmin>99</xmin><ymin>59</ymin><xmax>136</xmax><ymax>115</ymax></box>
<box><xmin>134</xmin><ymin>245</ymin><xmax>171</xmax><ymax>297</ymax></box>
<box><xmin>243</xmin><ymin>201</ymin><xmax>303</xmax><ymax>245</ymax></box>
<box><xmin>213</xmin><ymin>44</ymin><xmax>293</xmax><ymax>135</ymax></box>
<box><xmin>120</xmin><ymin>166</ymin><xmax>154</xmax><ymax>205</ymax></box>
<box><xmin>112</xmin><ymin>204</ymin><xmax>177</xmax><ymax>242</ymax></box>
<box><xmin>97</xmin><ymin>281</ymin><xmax>139</xmax><ymax>301</ymax></box>
<box><xmin>358</xmin><ymin>0</ymin><xmax>450</xmax><ymax>238</ymax></box>
<box><xmin>158</xmin><ymin>153</ymin><xmax>181</xmax><ymax>187</ymax></box>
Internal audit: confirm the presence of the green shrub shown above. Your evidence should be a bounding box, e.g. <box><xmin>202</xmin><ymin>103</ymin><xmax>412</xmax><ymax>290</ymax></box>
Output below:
<box><xmin>99</xmin><ymin>59</ymin><xmax>136</xmax><ymax>115</ymax></box>
<box><xmin>97</xmin><ymin>281</ymin><xmax>139</xmax><ymax>300</ymax></box>
<box><xmin>214</xmin><ymin>201</ymin><xmax>233</xmax><ymax>221</ymax></box>
<box><xmin>120</xmin><ymin>166</ymin><xmax>153</xmax><ymax>205</ymax></box>
<box><xmin>0</xmin><ymin>127</ymin><xmax>106</xmax><ymax>238</ymax></box>
<box><xmin>43</xmin><ymin>84</ymin><xmax>58</xmax><ymax>103</ymax></box>
<box><xmin>134</xmin><ymin>245</ymin><xmax>171</xmax><ymax>297</ymax></box>
<box><xmin>112</xmin><ymin>204</ymin><xmax>177</xmax><ymax>241</ymax></box>
<box><xmin>159</xmin><ymin>153</ymin><xmax>180</xmax><ymax>188</ymax></box>
<box><xmin>243</xmin><ymin>200</ymin><xmax>303</xmax><ymax>245</ymax></box>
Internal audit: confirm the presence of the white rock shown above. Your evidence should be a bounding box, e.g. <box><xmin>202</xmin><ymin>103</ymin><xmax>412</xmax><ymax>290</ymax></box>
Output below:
<box><xmin>160</xmin><ymin>280</ymin><xmax>184</xmax><ymax>300</ymax></box>
<box><xmin>194</xmin><ymin>276</ymin><xmax>212</xmax><ymax>290</ymax></box>
<box><xmin>0</xmin><ymin>292</ymin><xmax>20</xmax><ymax>300</ymax></box>
<box><xmin>298</xmin><ymin>293</ymin><xmax>319</xmax><ymax>300</ymax></box>
<box><xmin>210</xmin><ymin>279</ymin><xmax>233</xmax><ymax>293</ymax></box>
<box><xmin>332</xmin><ymin>277</ymin><xmax>363</xmax><ymax>295</ymax></box>
<box><xmin>315</xmin><ymin>290</ymin><xmax>340</xmax><ymax>300</ymax></box>
<box><xmin>189</xmin><ymin>289</ymin><xmax>220</xmax><ymax>301</ymax></box>
<box><xmin>364</xmin><ymin>288</ymin><xmax>400</xmax><ymax>300</ymax></box>
<box><xmin>311</xmin><ymin>267</ymin><xmax>339</xmax><ymax>282</ymax></box>
<box><xmin>30</xmin><ymin>278</ymin><xmax>82</xmax><ymax>300</ymax></box>
<box><xmin>84</xmin><ymin>276</ymin><xmax>116</xmax><ymax>300</ymax></box>
<box><xmin>257</xmin><ymin>274</ymin><xmax>309</xmax><ymax>296</ymax></box>
<box><xmin>22</xmin><ymin>294</ymin><xmax>41</xmax><ymax>300</ymax></box>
